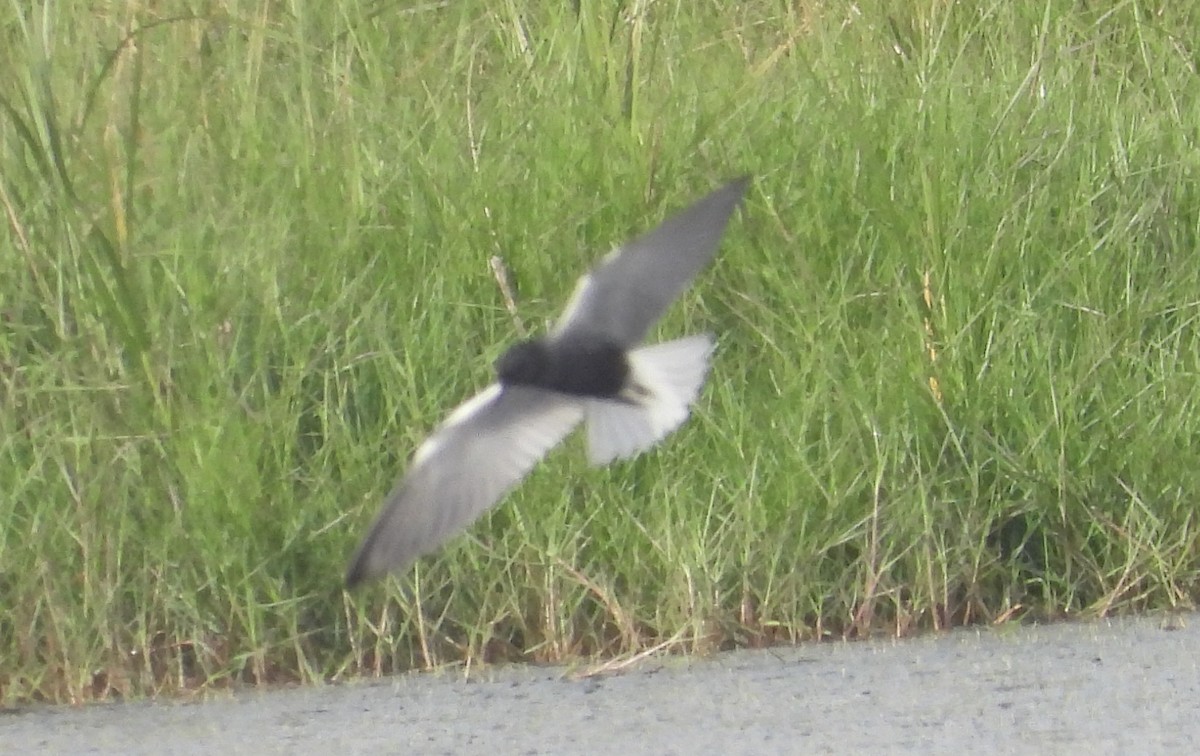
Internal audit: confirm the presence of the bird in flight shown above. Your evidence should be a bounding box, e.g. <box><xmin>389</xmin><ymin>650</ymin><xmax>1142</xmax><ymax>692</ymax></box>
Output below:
<box><xmin>345</xmin><ymin>177</ymin><xmax>749</xmax><ymax>587</ymax></box>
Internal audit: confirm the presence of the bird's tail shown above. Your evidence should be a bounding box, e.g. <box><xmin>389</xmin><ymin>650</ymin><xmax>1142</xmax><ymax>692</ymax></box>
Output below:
<box><xmin>584</xmin><ymin>334</ymin><xmax>714</xmax><ymax>465</ymax></box>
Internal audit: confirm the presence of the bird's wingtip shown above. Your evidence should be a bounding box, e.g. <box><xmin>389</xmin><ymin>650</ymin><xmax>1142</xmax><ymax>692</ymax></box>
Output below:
<box><xmin>725</xmin><ymin>174</ymin><xmax>752</xmax><ymax>194</ymax></box>
<box><xmin>344</xmin><ymin>537</ymin><xmax>384</xmax><ymax>589</ymax></box>
<box><xmin>344</xmin><ymin>561</ymin><xmax>369</xmax><ymax>589</ymax></box>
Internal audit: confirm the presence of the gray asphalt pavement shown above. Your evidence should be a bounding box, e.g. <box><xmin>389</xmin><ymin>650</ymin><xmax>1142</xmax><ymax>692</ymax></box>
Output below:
<box><xmin>4</xmin><ymin>613</ymin><xmax>1196</xmax><ymax>754</ymax></box>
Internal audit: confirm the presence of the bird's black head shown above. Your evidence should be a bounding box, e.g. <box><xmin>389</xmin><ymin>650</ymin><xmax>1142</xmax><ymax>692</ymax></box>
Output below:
<box><xmin>495</xmin><ymin>339</ymin><xmax>551</xmax><ymax>387</ymax></box>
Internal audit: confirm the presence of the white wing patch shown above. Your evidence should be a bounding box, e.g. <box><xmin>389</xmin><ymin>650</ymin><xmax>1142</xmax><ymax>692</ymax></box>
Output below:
<box><xmin>413</xmin><ymin>384</ymin><xmax>504</xmax><ymax>466</ymax></box>
<box><xmin>584</xmin><ymin>334</ymin><xmax>714</xmax><ymax>465</ymax></box>
<box><xmin>552</xmin><ymin>272</ymin><xmax>597</xmax><ymax>336</ymax></box>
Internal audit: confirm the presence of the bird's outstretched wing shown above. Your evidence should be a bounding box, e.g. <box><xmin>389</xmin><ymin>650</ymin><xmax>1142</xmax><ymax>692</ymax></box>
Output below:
<box><xmin>345</xmin><ymin>385</ymin><xmax>584</xmax><ymax>587</ymax></box>
<box><xmin>554</xmin><ymin>177</ymin><xmax>749</xmax><ymax>347</ymax></box>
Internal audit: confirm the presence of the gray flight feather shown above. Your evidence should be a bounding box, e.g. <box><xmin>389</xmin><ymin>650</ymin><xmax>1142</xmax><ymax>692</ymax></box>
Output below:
<box><xmin>554</xmin><ymin>177</ymin><xmax>750</xmax><ymax>347</ymax></box>
<box><xmin>345</xmin><ymin>385</ymin><xmax>584</xmax><ymax>587</ymax></box>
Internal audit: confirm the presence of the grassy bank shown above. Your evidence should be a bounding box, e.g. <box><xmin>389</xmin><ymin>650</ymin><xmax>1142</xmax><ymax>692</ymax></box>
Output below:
<box><xmin>2</xmin><ymin>0</ymin><xmax>1198</xmax><ymax>703</ymax></box>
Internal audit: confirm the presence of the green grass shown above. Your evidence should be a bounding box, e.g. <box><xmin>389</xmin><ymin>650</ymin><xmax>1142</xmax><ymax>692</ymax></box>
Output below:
<box><xmin>2</xmin><ymin>0</ymin><xmax>1199</xmax><ymax>703</ymax></box>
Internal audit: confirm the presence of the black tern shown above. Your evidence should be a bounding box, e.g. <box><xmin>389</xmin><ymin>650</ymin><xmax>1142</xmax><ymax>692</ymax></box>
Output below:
<box><xmin>345</xmin><ymin>177</ymin><xmax>749</xmax><ymax>587</ymax></box>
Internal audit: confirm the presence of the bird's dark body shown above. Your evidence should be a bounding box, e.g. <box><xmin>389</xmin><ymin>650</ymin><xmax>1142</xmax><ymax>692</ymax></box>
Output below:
<box><xmin>495</xmin><ymin>336</ymin><xmax>629</xmax><ymax>398</ymax></box>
